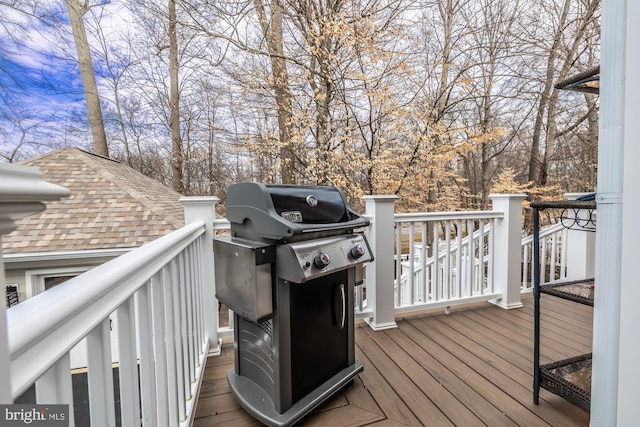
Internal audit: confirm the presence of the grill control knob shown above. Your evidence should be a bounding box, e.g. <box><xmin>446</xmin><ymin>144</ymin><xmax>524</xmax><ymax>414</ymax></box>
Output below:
<box><xmin>314</xmin><ymin>253</ymin><xmax>331</xmax><ymax>269</ymax></box>
<box><xmin>350</xmin><ymin>244</ymin><xmax>366</xmax><ymax>259</ymax></box>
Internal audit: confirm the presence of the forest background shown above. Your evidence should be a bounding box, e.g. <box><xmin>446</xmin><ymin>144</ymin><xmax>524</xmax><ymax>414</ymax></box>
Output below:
<box><xmin>0</xmin><ymin>0</ymin><xmax>600</xmax><ymax>213</ymax></box>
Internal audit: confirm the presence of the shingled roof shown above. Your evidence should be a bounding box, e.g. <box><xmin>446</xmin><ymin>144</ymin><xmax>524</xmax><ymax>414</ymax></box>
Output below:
<box><xmin>2</xmin><ymin>147</ymin><xmax>185</xmax><ymax>254</ymax></box>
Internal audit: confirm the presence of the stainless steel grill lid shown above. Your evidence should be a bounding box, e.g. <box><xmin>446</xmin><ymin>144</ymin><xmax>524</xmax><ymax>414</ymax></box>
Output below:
<box><xmin>226</xmin><ymin>182</ymin><xmax>369</xmax><ymax>242</ymax></box>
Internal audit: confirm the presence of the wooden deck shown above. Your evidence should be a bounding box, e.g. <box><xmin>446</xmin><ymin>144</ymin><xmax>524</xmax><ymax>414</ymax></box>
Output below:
<box><xmin>195</xmin><ymin>294</ymin><xmax>592</xmax><ymax>426</ymax></box>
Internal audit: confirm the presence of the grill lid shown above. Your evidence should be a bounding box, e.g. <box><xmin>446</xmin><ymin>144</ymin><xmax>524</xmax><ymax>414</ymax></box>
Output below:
<box><xmin>226</xmin><ymin>182</ymin><xmax>369</xmax><ymax>242</ymax></box>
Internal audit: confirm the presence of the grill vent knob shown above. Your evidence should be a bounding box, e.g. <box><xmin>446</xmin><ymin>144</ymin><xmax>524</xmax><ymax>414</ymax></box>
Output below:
<box><xmin>350</xmin><ymin>245</ymin><xmax>365</xmax><ymax>259</ymax></box>
<box><xmin>314</xmin><ymin>253</ymin><xmax>331</xmax><ymax>269</ymax></box>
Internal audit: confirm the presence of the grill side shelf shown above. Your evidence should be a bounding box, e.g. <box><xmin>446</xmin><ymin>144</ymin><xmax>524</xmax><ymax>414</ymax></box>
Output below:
<box><xmin>214</xmin><ymin>237</ymin><xmax>276</xmax><ymax>322</ymax></box>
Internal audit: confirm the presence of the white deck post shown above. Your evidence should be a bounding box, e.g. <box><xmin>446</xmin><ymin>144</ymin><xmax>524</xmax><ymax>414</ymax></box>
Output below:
<box><xmin>181</xmin><ymin>196</ymin><xmax>221</xmax><ymax>356</ymax></box>
<box><xmin>564</xmin><ymin>193</ymin><xmax>596</xmax><ymax>280</ymax></box>
<box><xmin>0</xmin><ymin>163</ymin><xmax>69</xmax><ymax>402</ymax></box>
<box><xmin>363</xmin><ymin>195</ymin><xmax>398</xmax><ymax>330</ymax></box>
<box><xmin>488</xmin><ymin>194</ymin><xmax>527</xmax><ymax>310</ymax></box>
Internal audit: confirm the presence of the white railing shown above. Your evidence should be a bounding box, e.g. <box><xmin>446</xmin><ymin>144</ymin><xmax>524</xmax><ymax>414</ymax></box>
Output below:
<box><xmin>520</xmin><ymin>222</ymin><xmax>568</xmax><ymax>290</ymax></box>
<box><xmin>208</xmin><ymin>195</ymin><xmax>531</xmax><ymax>333</ymax></box>
<box><xmin>213</xmin><ymin>218</ymin><xmax>231</xmax><ymax>233</ymax></box>
<box><xmin>391</xmin><ymin>219</ymin><xmax>572</xmax><ymax>310</ymax></box>
<box><xmin>391</xmin><ymin>211</ymin><xmax>503</xmax><ymax>313</ymax></box>
<box><xmin>385</xmin><ymin>216</ymin><xmax>580</xmax><ymax>315</ymax></box>
<box><xmin>6</xmin><ymin>222</ymin><xmax>208</xmax><ymax>426</ymax></box>
<box><xmin>191</xmin><ymin>199</ymin><xmax>576</xmax><ymax>338</ymax></box>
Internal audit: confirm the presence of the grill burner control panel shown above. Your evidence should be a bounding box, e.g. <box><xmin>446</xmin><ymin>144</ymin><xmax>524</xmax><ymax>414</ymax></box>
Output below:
<box><xmin>276</xmin><ymin>233</ymin><xmax>372</xmax><ymax>283</ymax></box>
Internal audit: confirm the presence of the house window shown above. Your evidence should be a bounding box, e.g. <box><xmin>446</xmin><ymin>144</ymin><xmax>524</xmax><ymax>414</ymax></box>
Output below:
<box><xmin>25</xmin><ymin>267</ymin><xmax>93</xmax><ymax>298</ymax></box>
<box><xmin>44</xmin><ymin>275</ymin><xmax>76</xmax><ymax>290</ymax></box>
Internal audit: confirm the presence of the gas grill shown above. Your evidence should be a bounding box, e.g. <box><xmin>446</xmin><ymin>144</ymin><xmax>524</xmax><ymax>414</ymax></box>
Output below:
<box><xmin>214</xmin><ymin>182</ymin><xmax>373</xmax><ymax>427</ymax></box>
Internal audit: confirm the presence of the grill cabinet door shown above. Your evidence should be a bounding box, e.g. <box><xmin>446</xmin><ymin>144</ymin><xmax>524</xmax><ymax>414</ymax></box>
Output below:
<box><xmin>288</xmin><ymin>270</ymin><xmax>350</xmax><ymax>404</ymax></box>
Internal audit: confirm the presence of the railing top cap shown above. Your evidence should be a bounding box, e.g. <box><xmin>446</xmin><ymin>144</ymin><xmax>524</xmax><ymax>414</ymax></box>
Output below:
<box><xmin>394</xmin><ymin>210</ymin><xmax>504</xmax><ymax>221</ymax></box>
<box><xmin>362</xmin><ymin>195</ymin><xmax>399</xmax><ymax>201</ymax></box>
<box><xmin>488</xmin><ymin>193</ymin><xmax>528</xmax><ymax>199</ymax></box>
<box><xmin>0</xmin><ymin>163</ymin><xmax>70</xmax><ymax>202</ymax></box>
<box><xmin>179</xmin><ymin>196</ymin><xmax>219</xmax><ymax>203</ymax></box>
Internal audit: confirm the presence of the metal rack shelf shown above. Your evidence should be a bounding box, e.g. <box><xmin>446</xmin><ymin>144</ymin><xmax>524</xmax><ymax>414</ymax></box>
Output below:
<box><xmin>540</xmin><ymin>278</ymin><xmax>594</xmax><ymax>306</ymax></box>
<box><xmin>532</xmin><ymin>201</ymin><xmax>595</xmax><ymax>412</ymax></box>
<box><xmin>530</xmin><ymin>200</ymin><xmax>596</xmax><ymax>232</ymax></box>
<box><xmin>539</xmin><ymin>353</ymin><xmax>592</xmax><ymax>412</ymax></box>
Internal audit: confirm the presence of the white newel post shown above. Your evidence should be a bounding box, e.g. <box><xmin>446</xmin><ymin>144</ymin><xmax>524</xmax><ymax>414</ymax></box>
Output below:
<box><xmin>0</xmin><ymin>164</ymin><xmax>70</xmax><ymax>403</ymax></box>
<box><xmin>181</xmin><ymin>196</ymin><xmax>222</xmax><ymax>357</ymax></box>
<box><xmin>489</xmin><ymin>194</ymin><xmax>527</xmax><ymax>310</ymax></box>
<box><xmin>564</xmin><ymin>193</ymin><xmax>596</xmax><ymax>280</ymax></box>
<box><xmin>363</xmin><ymin>195</ymin><xmax>398</xmax><ymax>331</ymax></box>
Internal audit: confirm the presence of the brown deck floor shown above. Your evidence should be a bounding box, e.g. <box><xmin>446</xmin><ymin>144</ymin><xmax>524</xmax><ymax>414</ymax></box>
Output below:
<box><xmin>195</xmin><ymin>294</ymin><xmax>592</xmax><ymax>426</ymax></box>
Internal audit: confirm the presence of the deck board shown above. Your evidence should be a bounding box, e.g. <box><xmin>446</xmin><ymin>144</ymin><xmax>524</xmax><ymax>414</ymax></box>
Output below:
<box><xmin>355</xmin><ymin>348</ymin><xmax>423</xmax><ymax>426</ymax></box>
<box><xmin>397</xmin><ymin>319</ymin><xmax>528</xmax><ymax>426</ymax></box>
<box><xmin>194</xmin><ymin>294</ymin><xmax>591</xmax><ymax>426</ymax></box>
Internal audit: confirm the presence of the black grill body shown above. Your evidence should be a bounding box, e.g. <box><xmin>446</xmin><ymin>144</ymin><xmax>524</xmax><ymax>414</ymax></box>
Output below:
<box><xmin>215</xmin><ymin>183</ymin><xmax>372</xmax><ymax>426</ymax></box>
<box><xmin>225</xmin><ymin>182</ymin><xmax>369</xmax><ymax>242</ymax></box>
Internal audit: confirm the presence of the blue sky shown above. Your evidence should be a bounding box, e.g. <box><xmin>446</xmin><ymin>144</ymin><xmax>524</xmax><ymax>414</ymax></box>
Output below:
<box><xmin>0</xmin><ymin>3</ymin><xmax>109</xmax><ymax>160</ymax></box>
<box><xmin>1</xmin><ymin>43</ymin><xmax>85</xmax><ymax>110</ymax></box>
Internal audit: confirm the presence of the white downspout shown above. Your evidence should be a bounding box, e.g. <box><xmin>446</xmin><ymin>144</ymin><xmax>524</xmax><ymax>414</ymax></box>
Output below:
<box><xmin>617</xmin><ymin>0</ymin><xmax>640</xmax><ymax>424</ymax></box>
<box><xmin>591</xmin><ymin>0</ymin><xmax>626</xmax><ymax>424</ymax></box>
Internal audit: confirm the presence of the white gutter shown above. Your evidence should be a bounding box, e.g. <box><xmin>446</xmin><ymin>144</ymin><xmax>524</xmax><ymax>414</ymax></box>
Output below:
<box><xmin>591</xmin><ymin>0</ymin><xmax>626</xmax><ymax>424</ymax></box>
<box><xmin>3</xmin><ymin>248</ymin><xmax>134</xmax><ymax>265</ymax></box>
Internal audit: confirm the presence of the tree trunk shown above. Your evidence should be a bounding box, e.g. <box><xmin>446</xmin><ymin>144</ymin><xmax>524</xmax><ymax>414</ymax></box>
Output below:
<box><xmin>585</xmin><ymin>94</ymin><xmax>598</xmax><ymax>188</ymax></box>
<box><xmin>313</xmin><ymin>65</ymin><xmax>332</xmax><ymax>185</ymax></box>
<box><xmin>169</xmin><ymin>0</ymin><xmax>184</xmax><ymax>193</ymax></box>
<box><xmin>428</xmin><ymin>0</ymin><xmax>454</xmax><ymax>210</ymax></box>
<box><xmin>65</xmin><ymin>0</ymin><xmax>108</xmax><ymax>157</ymax></box>
<box><xmin>253</xmin><ymin>0</ymin><xmax>296</xmax><ymax>184</ymax></box>
<box><xmin>527</xmin><ymin>0</ymin><xmax>570</xmax><ymax>186</ymax></box>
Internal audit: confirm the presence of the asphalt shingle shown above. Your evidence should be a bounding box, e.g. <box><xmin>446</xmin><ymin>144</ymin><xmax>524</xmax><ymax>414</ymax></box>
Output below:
<box><xmin>2</xmin><ymin>147</ymin><xmax>186</xmax><ymax>254</ymax></box>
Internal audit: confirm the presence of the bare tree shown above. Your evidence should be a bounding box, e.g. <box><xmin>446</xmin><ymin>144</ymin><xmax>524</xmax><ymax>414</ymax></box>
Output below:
<box><xmin>168</xmin><ymin>0</ymin><xmax>184</xmax><ymax>192</ymax></box>
<box><xmin>65</xmin><ymin>0</ymin><xmax>109</xmax><ymax>157</ymax></box>
<box><xmin>86</xmin><ymin>6</ymin><xmax>137</xmax><ymax>165</ymax></box>
<box><xmin>526</xmin><ymin>0</ymin><xmax>600</xmax><ymax>187</ymax></box>
<box><xmin>2</xmin><ymin>0</ymin><xmax>603</xmax><ymax>208</ymax></box>
<box><xmin>460</xmin><ymin>0</ymin><xmax>521</xmax><ymax>209</ymax></box>
<box><xmin>253</xmin><ymin>0</ymin><xmax>296</xmax><ymax>183</ymax></box>
<box><xmin>0</xmin><ymin>103</ymin><xmax>55</xmax><ymax>162</ymax></box>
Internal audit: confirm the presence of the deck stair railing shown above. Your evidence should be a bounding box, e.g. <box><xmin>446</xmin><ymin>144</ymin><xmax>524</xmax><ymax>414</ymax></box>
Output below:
<box><xmin>358</xmin><ymin>194</ymin><xmax>527</xmax><ymax>331</ymax></box>
<box><xmin>395</xmin><ymin>220</ymin><xmax>570</xmax><ymax>301</ymax></box>
<box><xmin>520</xmin><ymin>222</ymin><xmax>568</xmax><ymax>290</ymax></box>
<box><xmin>392</xmin><ymin>213</ymin><xmax>501</xmax><ymax>312</ymax></box>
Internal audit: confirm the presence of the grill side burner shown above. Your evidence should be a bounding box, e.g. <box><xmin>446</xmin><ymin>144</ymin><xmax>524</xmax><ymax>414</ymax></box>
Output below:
<box><xmin>214</xmin><ymin>183</ymin><xmax>372</xmax><ymax>427</ymax></box>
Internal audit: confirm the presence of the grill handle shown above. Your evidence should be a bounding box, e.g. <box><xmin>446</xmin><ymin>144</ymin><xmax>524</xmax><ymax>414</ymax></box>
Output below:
<box><xmin>332</xmin><ymin>283</ymin><xmax>346</xmax><ymax>329</ymax></box>
<box><xmin>339</xmin><ymin>283</ymin><xmax>346</xmax><ymax>329</ymax></box>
